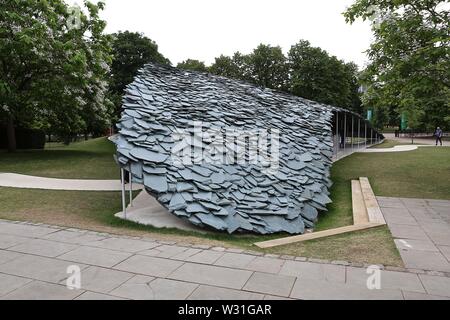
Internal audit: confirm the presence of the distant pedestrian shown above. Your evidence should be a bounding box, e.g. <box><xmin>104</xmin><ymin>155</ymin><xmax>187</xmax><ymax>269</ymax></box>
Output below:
<box><xmin>434</xmin><ymin>127</ymin><xmax>443</xmax><ymax>146</ymax></box>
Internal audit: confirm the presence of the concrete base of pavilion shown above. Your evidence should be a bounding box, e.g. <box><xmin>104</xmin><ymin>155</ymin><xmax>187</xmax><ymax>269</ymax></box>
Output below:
<box><xmin>114</xmin><ymin>191</ymin><xmax>204</xmax><ymax>232</ymax></box>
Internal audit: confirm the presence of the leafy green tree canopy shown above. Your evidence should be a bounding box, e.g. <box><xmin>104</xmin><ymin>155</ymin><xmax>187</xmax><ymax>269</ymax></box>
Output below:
<box><xmin>177</xmin><ymin>59</ymin><xmax>208</xmax><ymax>72</ymax></box>
<box><xmin>110</xmin><ymin>31</ymin><xmax>170</xmax><ymax>94</ymax></box>
<box><xmin>0</xmin><ymin>0</ymin><xmax>113</xmax><ymax>150</ymax></box>
<box><xmin>345</xmin><ymin>0</ymin><xmax>450</xmax><ymax>130</ymax></box>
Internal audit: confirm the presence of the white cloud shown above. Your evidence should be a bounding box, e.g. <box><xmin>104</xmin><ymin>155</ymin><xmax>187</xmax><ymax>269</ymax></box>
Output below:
<box><xmin>69</xmin><ymin>0</ymin><xmax>373</xmax><ymax>68</ymax></box>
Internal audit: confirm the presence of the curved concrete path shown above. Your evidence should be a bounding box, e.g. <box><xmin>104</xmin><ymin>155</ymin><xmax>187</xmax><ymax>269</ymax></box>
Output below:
<box><xmin>358</xmin><ymin>145</ymin><xmax>428</xmax><ymax>153</ymax></box>
<box><xmin>0</xmin><ymin>173</ymin><xmax>143</xmax><ymax>191</ymax></box>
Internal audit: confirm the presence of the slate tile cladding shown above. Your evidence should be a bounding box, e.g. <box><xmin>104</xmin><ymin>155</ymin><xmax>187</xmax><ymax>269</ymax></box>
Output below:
<box><xmin>115</xmin><ymin>63</ymin><xmax>335</xmax><ymax>234</ymax></box>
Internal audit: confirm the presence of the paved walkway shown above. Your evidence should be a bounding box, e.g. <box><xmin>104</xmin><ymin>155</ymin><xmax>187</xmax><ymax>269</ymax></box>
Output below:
<box><xmin>384</xmin><ymin>133</ymin><xmax>450</xmax><ymax>147</ymax></box>
<box><xmin>0</xmin><ymin>173</ymin><xmax>143</xmax><ymax>191</ymax></box>
<box><xmin>1</xmin><ymin>219</ymin><xmax>450</xmax><ymax>300</ymax></box>
<box><xmin>379</xmin><ymin>197</ymin><xmax>450</xmax><ymax>273</ymax></box>
<box><xmin>359</xmin><ymin>145</ymin><xmax>429</xmax><ymax>153</ymax></box>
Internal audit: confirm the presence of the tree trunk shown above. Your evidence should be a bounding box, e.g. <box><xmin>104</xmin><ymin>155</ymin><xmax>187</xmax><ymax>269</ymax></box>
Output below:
<box><xmin>6</xmin><ymin>116</ymin><xmax>16</xmax><ymax>152</ymax></box>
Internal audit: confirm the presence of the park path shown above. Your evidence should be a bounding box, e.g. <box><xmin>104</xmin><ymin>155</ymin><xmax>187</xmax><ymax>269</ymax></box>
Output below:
<box><xmin>383</xmin><ymin>133</ymin><xmax>450</xmax><ymax>147</ymax></box>
<box><xmin>1</xmin><ymin>218</ymin><xmax>450</xmax><ymax>300</ymax></box>
<box><xmin>0</xmin><ymin>173</ymin><xmax>143</xmax><ymax>191</ymax></box>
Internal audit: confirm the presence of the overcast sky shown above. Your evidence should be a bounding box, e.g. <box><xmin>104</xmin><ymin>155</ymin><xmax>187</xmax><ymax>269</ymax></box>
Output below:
<box><xmin>71</xmin><ymin>0</ymin><xmax>373</xmax><ymax>68</ymax></box>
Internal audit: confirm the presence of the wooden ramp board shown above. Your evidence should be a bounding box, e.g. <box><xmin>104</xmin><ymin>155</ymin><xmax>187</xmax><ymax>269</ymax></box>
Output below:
<box><xmin>359</xmin><ymin>177</ymin><xmax>386</xmax><ymax>224</ymax></box>
<box><xmin>254</xmin><ymin>223</ymin><xmax>384</xmax><ymax>248</ymax></box>
<box><xmin>351</xmin><ymin>180</ymin><xmax>369</xmax><ymax>225</ymax></box>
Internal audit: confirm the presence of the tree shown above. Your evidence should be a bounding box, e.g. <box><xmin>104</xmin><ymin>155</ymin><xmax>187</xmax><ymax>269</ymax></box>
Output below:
<box><xmin>246</xmin><ymin>44</ymin><xmax>288</xmax><ymax>90</ymax></box>
<box><xmin>110</xmin><ymin>31</ymin><xmax>170</xmax><ymax>95</ymax></box>
<box><xmin>288</xmin><ymin>40</ymin><xmax>360</xmax><ymax>110</ymax></box>
<box><xmin>344</xmin><ymin>0</ymin><xmax>450</xmax><ymax>130</ymax></box>
<box><xmin>109</xmin><ymin>31</ymin><xmax>170</xmax><ymax>120</ymax></box>
<box><xmin>0</xmin><ymin>0</ymin><xmax>113</xmax><ymax>150</ymax></box>
<box><xmin>177</xmin><ymin>59</ymin><xmax>208</xmax><ymax>72</ymax></box>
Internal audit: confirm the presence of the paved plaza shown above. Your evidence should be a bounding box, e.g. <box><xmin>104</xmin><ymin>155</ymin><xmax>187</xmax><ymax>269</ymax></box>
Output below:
<box><xmin>0</xmin><ymin>212</ymin><xmax>450</xmax><ymax>300</ymax></box>
<box><xmin>379</xmin><ymin>197</ymin><xmax>450</xmax><ymax>273</ymax></box>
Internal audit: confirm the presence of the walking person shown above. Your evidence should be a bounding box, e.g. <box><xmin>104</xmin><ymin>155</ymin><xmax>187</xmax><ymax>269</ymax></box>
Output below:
<box><xmin>434</xmin><ymin>127</ymin><xmax>443</xmax><ymax>146</ymax></box>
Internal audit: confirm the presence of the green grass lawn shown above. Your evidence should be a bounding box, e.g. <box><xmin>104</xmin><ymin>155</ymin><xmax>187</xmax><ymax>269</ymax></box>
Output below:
<box><xmin>0</xmin><ymin>137</ymin><xmax>118</xmax><ymax>179</ymax></box>
<box><xmin>1</xmin><ymin>138</ymin><xmax>448</xmax><ymax>266</ymax></box>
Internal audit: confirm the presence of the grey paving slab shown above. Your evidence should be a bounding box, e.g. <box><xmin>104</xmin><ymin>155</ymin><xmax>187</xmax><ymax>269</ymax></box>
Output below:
<box><xmin>110</xmin><ymin>275</ymin><xmax>198</xmax><ymax>300</ymax></box>
<box><xmin>0</xmin><ymin>234</ymin><xmax>31</xmax><ymax>249</ymax></box>
<box><xmin>401</xmin><ymin>198</ymin><xmax>427</xmax><ymax>207</ymax></box>
<box><xmin>438</xmin><ymin>245</ymin><xmax>450</xmax><ymax>261</ymax></box>
<box><xmin>394</xmin><ymin>239</ymin><xmax>439</xmax><ymax>252</ymax></box>
<box><xmin>58</xmin><ymin>246</ymin><xmax>132</xmax><ymax>268</ymax></box>
<box><xmin>114</xmin><ymin>255</ymin><xmax>184</xmax><ymax>278</ymax></box>
<box><xmin>1</xmin><ymin>281</ymin><xmax>83</xmax><ymax>300</ymax></box>
<box><xmin>43</xmin><ymin>231</ymin><xmax>107</xmax><ymax>245</ymax></box>
<box><xmin>188</xmin><ymin>285</ymin><xmax>265</xmax><ymax>300</ymax></box>
<box><xmin>430</xmin><ymin>205</ymin><xmax>450</xmax><ymax>214</ymax></box>
<box><xmin>290</xmin><ymin>278</ymin><xmax>404</xmax><ymax>300</ymax></box>
<box><xmin>214</xmin><ymin>252</ymin><xmax>256</xmax><ymax>269</ymax></box>
<box><xmin>264</xmin><ymin>295</ymin><xmax>294</xmax><ymax>300</ymax></box>
<box><xmin>139</xmin><ymin>244</ymin><xmax>188</xmax><ymax>259</ymax></box>
<box><xmin>185</xmin><ymin>250</ymin><xmax>224</xmax><ymax>264</ymax></box>
<box><xmin>9</xmin><ymin>239</ymin><xmax>78</xmax><ymax>258</ymax></box>
<box><xmin>427</xmin><ymin>200</ymin><xmax>450</xmax><ymax>207</ymax></box>
<box><xmin>399</xmin><ymin>250</ymin><xmax>450</xmax><ymax>272</ymax></box>
<box><xmin>384</xmin><ymin>214</ymin><xmax>418</xmax><ymax>226</ymax></box>
<box><xmin>0</xmin><ymin>273</ymin><xmax>32</xmax><ymax>296</ymax></box>
<box><xmin>408</xmin><ymin>208</ymin><xmax>441</xmax><ymax>221</ymax></box>
<box><xmin>245</xmin><ymin>257</ymin><xmax>285</xmax><ymax>274</ymax></box>
<box><xmin>139</xmin><ymin>278</ymin><xmax>197</xmax><ymax>300</ymax></box>
<box><xmin>420</xmin><ymin>221</ymin><xmax>450</xmax><ymax>235</ymax></box>
<box><xmin>169</xmin><ymin>262</ymin><xmax>253</xmax><ymax>290</ymax></box>
<box><xmin>427</xmin><ymin>233</ymin><xmax>450</xmax><ymax>246</ymax></box>
<box><xmin>402</xmin><ymin>291</ymin><xmax>450</xmax><ymax>300</ymax></box>
<box><xmin>86</xmin><ymin>237</ymin><xmax>160</xmax><ymax>253</ymax></box>
<box><xmin>279</xmin><ymin>260</ymin><xmax>346</xmax><ymax>283</ymax></box>
<box><xmin>0</xmin><ymin>254</ymin><xmax>87</xmax><ymax>283</ymax></box>
<box><xmin>243</xmin><ymin>272</ymin><xmax>295</xmax><ymax>297</ymax></box>
<box><xmin>109</xmin><ymin>275</ymin><xmax>155</xmax><ymax>299</ymax></box>
<box><xmin>346</xmin><ymin>267</ymin><xmax>425</xmax><ymax>293</ymax></box>
<box><xmin>0</xmin><ymin>223</ymin><xmax>57</xmax><ymax>238</ymax></box>
<box><xmin>380</xmin><ymin>207</ymin><xmax>411</xmax><ymax>216</ymax></box>
<box><xmin>75</xmin><ymin>291</ymin><xmax>126</xmax><ymax>300</ymax></box>
<box><xmin>171</xmin><ymin>248</ymin><xmax>203</xmax><ymax>261</ymax></box>
<box><xmin>388</xmin><ymin>223</ymin><xmax>429</xmax><ymax>240</ymax></box>
<box><xmin>377</xmin><ymin>200</ymin><xmax>405</xmax><ymax>209</ymax></box>
<box><xmin>419</xmin><ymin>274</ymin><xmax>450</xmax><ymax>297</ymax></box>
<box><xmin>65</xmin><ymin>266</ymin><xmax>134</xmax><ymax>294</ymax></box>
<box><xmin>0</xmin><ymin>250</ymin><xmax>25</xmax><ymax>265</ymax></box>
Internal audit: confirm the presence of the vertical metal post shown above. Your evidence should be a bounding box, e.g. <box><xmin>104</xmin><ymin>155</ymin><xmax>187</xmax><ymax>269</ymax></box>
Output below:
<box><xmin>343</xmin><ymin>113</ymin><xmax>347</xmax><ymax>156</ymax></box>
<box><xmin>371</xmin><ymin>128</ymin><xmax>373</xmax><ymax>145</ymax></box>
<box><xmin>129</xmin><ymin>165</ymin><xmax>133</xmax><ymax>207</ymax></box>
<box><xmin>120</xmin><ymin>167</ymin><xmax>126</xmax><ymax>218</ymax></box>
<box><xmin>358</xmin><ymin>118</ymin><xmax>361</xmax><ymax>150</ymax></box>
<box><xmin>351</xmin><ymin>115</ymin><xmax>354</xmax><ymax>152</ymax></box>
<box><xmin>364</xmin><ymin>122</ymin><xmax>367</xmax><ymax>149</ymax></box>
<box><xmin>335</xmin><ymin>111</ymin><xmax>339</xmax><ymax>160</ymax></box>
